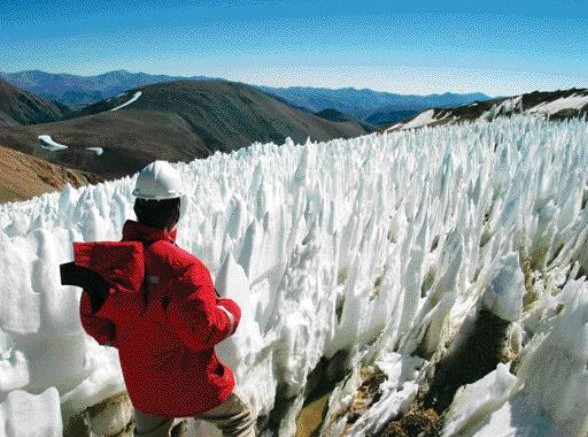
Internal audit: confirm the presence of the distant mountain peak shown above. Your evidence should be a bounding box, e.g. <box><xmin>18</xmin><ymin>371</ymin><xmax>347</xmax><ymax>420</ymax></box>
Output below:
<box><xmin>99</xmin><ymin>69</ymin><xmax>132</xmax><ymax>76</ymax></box>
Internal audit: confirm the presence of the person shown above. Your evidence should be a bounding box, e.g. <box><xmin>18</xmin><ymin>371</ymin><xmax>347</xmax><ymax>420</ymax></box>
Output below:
<box><xmin>60</xmin><ymin>161</ymin><xmax>255</xmax><ymax>437</ymax></box>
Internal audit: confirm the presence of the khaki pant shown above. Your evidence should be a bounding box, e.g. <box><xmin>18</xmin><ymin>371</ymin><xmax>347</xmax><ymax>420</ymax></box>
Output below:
<box><xmin>134</xmin><ymin>392</ymin><xmax>255</xmax><ymax>437</ymax></box>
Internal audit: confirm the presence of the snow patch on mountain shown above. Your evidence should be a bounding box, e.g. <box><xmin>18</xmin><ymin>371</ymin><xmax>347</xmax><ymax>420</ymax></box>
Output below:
<box><xmin>386</xmin><ymin>109</ymin><xmax>450</xmax><ymax>131</ymax></box>
<box><xmin>110</xmin><ymin>91</ymin><xmax>142</xmax><ymax>111</ymax></box>
<box><xmin>398</xmin><ymin>109</ymin><xmax>436</xmax><ymax>129</ymax></box>
<box><xmin>38</xmin><ymin>135</ymin><xmax>69</xmax><ymax>151</ymax></box>
<box><xmin>528</xmin><ymin>93</ymin><xmax>588</xmax><ymax>115</ymax></box>
<box><xmin>86</xmin><ymin>147</ymin><xmax>104</xmax><ymax>156</ymax></box>
<box><xmin>0</xmin><ymin>116</ymin><xmax>587</xmax><ymax>436</ymax></box>
<box><xmin>38</xmin><ymin>135</ymin><xmax>103</xmax><ymax>156</ymax></box>
<box><xmin>391</xmin><ymin>89</ymin><xmax>588</xmax><ymax>131</ymax></box>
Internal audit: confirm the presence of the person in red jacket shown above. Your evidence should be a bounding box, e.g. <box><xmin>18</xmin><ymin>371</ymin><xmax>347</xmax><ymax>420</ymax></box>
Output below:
<box><xmin>61</xmin><ymin>161</ymin><xmax>255</xmax><ymax>437</ymax></box>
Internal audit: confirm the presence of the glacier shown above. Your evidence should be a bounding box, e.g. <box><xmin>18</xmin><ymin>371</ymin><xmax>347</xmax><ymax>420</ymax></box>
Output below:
<box><xmin>0</xmin><ymin>116</ymin><xmax>587</xmax><ymax>436</ymax></box>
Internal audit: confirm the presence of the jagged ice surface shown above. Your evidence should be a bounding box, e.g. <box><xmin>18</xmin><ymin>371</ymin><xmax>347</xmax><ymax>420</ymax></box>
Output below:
<box><xmin>0</xmin><ymin>116</ymin><xmax>587</xmax><ymax>436</ymax></box>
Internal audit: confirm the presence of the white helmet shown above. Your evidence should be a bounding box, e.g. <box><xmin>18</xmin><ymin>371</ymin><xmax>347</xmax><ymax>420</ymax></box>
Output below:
<box><xmin>132</xmin><ymin>161</ymin><xmax>184</xmax><ymax>200</ymax></box>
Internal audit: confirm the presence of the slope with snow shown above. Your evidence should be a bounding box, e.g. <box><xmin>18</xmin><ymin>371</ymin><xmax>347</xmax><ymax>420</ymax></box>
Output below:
<box><xmin>396</xmin><ymin>109</ymin><xmax>437</xmax><ymax>130</ymax></box>
<box><xmin>528</xmin><ymin>93</ymin><xmax>588</xmax><ymax>115</ymax></box>
<box><xmin>388</xmin><ymin>88</ymin><xmax>588</xmax><ymax>131</ymax></box>
<box><xmin>38</xmin><ymin>135</ymin><xmax>104</xmax><ymax>157</ymax></box>
<box><xmin>109</xmin><ymin>91</ymin><xmax>142</xmax><ymax>111</ymax></box>
<box><xmin>0</xmin><ymin>116</ymin><xmax>587</xmax><ymax>436</ymax></box>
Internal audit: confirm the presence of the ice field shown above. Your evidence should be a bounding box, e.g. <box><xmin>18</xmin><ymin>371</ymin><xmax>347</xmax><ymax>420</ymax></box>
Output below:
<box><xmin>0</xmin><ymin>116</ymin><xmax>587</xmax><ymax>436</ymax></box>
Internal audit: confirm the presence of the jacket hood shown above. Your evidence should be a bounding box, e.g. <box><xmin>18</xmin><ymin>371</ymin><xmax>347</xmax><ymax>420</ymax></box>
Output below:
<box><xmin>122</xmin><ymin>220</ymin><xmax>178</xmax><ymax>244</ymax></box>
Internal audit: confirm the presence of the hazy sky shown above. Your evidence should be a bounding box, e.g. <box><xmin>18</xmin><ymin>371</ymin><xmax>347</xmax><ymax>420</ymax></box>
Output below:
<box><xmin>2</xmin><ymin>0</ymin><xmax>587</xmax><ymax>95</ymax></box>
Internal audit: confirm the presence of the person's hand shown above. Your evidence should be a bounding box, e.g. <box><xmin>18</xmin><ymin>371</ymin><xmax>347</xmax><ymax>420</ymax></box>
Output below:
<box><xmin>60</xmin><ymin>262</ymin><xmax>110</xmax><ymax>312</ymax></box>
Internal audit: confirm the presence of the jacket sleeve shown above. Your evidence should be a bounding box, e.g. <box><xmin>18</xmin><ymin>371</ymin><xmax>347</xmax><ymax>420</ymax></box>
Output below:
<box><xmin>79</xmin><ymin>290</ymin><xmax>117</xmax><ymax>347</ymax></box>
<box><xmin>72</xmin><ymin>241</ymin><xmax>146</xmax><ymax>343</ymax></box>
<box><xmin>78</xmin><ymin>286</ymin><xmax>146</xmax><ymax>348</ymax></box>
<box><xmin>167</xmin><ymin>262</ymin><xmax>241</xmax><ymax>353</ymax></box>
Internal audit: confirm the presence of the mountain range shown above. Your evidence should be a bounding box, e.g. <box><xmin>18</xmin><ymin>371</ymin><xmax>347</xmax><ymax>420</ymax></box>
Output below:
<box><xmin>259</xmin><ymin>85</ymin><xmax>492</xmax><ymax>122</ymax></box>
<box><xmin>1</xmin><ymin>70</ymin><xmax>492</xmax><ymax>124</ymax></box>
<box><xmin>0</xmin><ymin>80</ymin><xmax>368</xmax><ymax>180</ymax></box>
<box><xmin>0</xmin><ymin>70</ymin><xmax>218</xmax><ymax>110</ymax></box>
<box><xmin>0</xmin><ymin>69</ymin><xmax>585</xmax><ymax>204</ymax></box>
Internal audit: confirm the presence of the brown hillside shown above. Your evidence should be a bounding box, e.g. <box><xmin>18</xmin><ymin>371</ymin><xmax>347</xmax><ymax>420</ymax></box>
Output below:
<box><xmin>0</xmin><ymin>80</ymin><xmax>369</xmax><ymax>178</ymax></box>
<box><xmin>0</xmin><ymin>79</ymin><xmax>66</xmax><ymax>126</ymax></box>
<box><xmin>0</xmin><ymin>145</ymin><xmax>101</xmax><ymax>203</ymax></box>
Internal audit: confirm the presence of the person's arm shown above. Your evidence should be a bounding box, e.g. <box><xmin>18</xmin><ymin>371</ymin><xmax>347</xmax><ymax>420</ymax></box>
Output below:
<box><xmin>60</xmin><ymin>262</ymin><xmax>109</xmax><ymax>311</ymax></box>
<box><xmin>65</xmin><ymin>241</ymin><xmax>146</xmax><ymax>343</ymax></box>
<box><xmin>79</xmin><ymin>290</ymin><xmax>117</xmax><ymax>346</ymax></box>
<box><xmin>167</xmin><ymin>263</ymin><xmax>241</xmax><ymax>353</ymax></box>
<box><xmin>60</xmin><ymin>260</ymin><xmax>144</xmax><ymax>346</ymax></box>
<box><xmin>60</xmin><ymin>262</ymin><xmax>117</xmax><ymax>345</ymax></box>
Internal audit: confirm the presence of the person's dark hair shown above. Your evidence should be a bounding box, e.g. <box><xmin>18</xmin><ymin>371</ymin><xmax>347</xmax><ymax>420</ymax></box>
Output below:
<box><xmin>133</xmin><ymin>198</ymin><xmax>181</xmax><ymax>231</ymax></box>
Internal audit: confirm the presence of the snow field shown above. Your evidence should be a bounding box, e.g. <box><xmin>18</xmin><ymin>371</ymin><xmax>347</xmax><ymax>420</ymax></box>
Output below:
<box><xmin>0</xmin><ymin>116</ymin><xmax>587</xmax><ymax>435</ymax></box>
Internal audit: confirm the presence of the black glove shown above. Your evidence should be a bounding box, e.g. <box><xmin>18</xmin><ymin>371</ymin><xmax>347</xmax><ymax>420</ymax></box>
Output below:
<box><xmin>60</xmin><ymin>262</ymin><xmax>110</xmax><ymax>313</ymax></box>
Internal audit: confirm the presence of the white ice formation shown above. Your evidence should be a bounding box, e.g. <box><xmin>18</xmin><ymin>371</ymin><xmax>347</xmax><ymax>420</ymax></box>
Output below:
<box><xmin>1</xmin><ymin>116</ymin><xmax>587</xmax><ymax>436</ymax></box>
<box><xmin>483</xmin><ymin>96</ymin><xmax>524</xmax><ymax>120</ymax></box>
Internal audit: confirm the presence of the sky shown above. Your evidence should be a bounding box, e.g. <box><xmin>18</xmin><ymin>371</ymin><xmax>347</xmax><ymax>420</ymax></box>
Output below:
<box><xmin>1</xmin><ymin>0</ymin><xmax>587</xmax><ymax>95</ymax></box>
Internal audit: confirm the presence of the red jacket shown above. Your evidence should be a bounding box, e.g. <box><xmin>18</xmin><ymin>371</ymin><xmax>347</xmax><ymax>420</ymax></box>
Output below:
<box><xmin>77</xmin><ymin>220</ymin><xmax>241</xmax><ymax>417</ymax></box>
